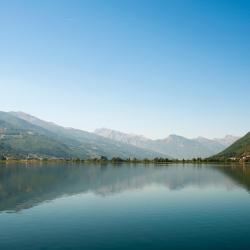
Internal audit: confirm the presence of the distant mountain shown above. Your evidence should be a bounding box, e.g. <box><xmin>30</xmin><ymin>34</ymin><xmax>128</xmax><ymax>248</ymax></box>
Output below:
<box><xmin>0</xmin><ymin>111</ymin><xmax>240</xmax><ymax>160</ymax></box>
<box><xmin>193</xmin><ymin>137</ymin><xmax>225</xmax><ymax>153</ymax></box>
<box><xmin>155</xmin><ymin>135</ymin><xmax>215</xmax><ymax>159</ymax></box>
<box><xmin>2</xmin><ymin>111</ymin><xmax>164</xmax><ymax>159</ymax></box>
<box><xmin>214</xmin><ymin>135</ymin><xmax>239</xmax><ymax>146</ymax></box>
<box><xmin>210</xmin><ymin>132</ymin><xmax>250</xmax><ymax>161</ymax></box>
<box><xmin>95</xmin><ymin>128</ymin><xmax>239</xmax><ymax>159</ymax></box>
<box><xmin>94</xmin><ymin>128</ymin><xmax>149</xmax><ymax>147</ymax></box>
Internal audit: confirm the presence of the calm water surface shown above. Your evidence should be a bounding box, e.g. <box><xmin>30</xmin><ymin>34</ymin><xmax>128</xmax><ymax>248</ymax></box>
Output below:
<box><xmin>1</xmin><ymin>163</ymin><xmax>250</xmax><ymax>249</ymax></box>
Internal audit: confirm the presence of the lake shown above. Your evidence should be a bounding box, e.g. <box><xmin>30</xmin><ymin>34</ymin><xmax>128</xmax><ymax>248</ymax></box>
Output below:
<box><xmin>1</xmin><ymin>163</ymin><xmax>250</xmax><ymax>250</ymax></box>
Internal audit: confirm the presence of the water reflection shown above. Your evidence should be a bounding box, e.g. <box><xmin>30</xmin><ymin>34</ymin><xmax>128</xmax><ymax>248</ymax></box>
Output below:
<box><xmin>0</xmin><ymin>163</ymin><xmax>249</xmax><ymax>212</ymax></box>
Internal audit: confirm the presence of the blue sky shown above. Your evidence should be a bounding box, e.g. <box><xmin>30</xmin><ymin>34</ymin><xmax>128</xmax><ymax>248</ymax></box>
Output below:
<box><xmin>0</xmin><ymin>0</ymin><xmax>249</xmax><ymax>139</ymax></box>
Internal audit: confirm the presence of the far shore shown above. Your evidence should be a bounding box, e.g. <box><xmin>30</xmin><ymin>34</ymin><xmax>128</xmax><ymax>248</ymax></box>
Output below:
<box><xmin>0</xmin><ymin>157</ymin><xmax>249</xmax><ymax>165</ymax></box>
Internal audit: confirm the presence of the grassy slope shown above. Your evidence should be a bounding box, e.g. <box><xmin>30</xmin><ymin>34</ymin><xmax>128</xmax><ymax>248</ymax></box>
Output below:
<box><xmin>210</xmin><ymin>132</ymin><xmax>250</xmax><ymax>160</ymax></box>
<box><xmin>0</xmin><ymin>119</ymin><xmax>83</xmax><ymax>158</ymax></box>
<box><xmin>0</xmin><ymin>112</ymin><xmax>166</xmax><ymax>159</ymax></box>
<box><xmin>10</xmin><ymin>112</ymin><xmax>167</xmax><ymax>159</ymax></box>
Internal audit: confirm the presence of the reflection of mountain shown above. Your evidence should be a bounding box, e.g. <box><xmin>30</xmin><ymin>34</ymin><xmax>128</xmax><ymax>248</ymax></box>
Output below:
<box><xmin>1</xmin><ymin>163</ymin><xmax>248</xmax><ymax>212</ymax></box>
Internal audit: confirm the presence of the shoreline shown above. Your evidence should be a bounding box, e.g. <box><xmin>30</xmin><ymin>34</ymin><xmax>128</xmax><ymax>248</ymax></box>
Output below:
<box><xmin>0</xmin><ymin>158</ymin><xmax>249</xmax><ymax>165</ymax></box>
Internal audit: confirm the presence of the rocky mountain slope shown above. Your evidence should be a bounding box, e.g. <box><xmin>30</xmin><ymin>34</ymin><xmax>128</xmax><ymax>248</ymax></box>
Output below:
<box><xmin>95</xmin><ymin>128</ymin><xmax>239</xmax><ymax>159</ymax></box>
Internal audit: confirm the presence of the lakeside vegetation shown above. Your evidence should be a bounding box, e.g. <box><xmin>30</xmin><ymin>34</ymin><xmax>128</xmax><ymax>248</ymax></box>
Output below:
<box><xmin>1</xmin><ymin>155</ymin><xmax>250</xmax><ymax>165</ymax></box>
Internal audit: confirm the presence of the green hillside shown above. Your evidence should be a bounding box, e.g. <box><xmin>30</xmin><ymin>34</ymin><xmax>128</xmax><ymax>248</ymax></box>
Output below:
<box><xmin>10</xmin><ymin>111</ymin><xmax>169</xmax><ymax>159</ymax></box>
<box><xmin>0</xmin><ymin>116</ymin><xmax>84</xmax><ymax>159</ymax></box>
<box><xmin>209</xmin><ymin>132</ymin><xmax>250</xmax><ymax>161</ymax></box>
<box><xmin>0</xmin><ymin>111</ymin><xmax>165</xmax><ymax>160</ymax></box>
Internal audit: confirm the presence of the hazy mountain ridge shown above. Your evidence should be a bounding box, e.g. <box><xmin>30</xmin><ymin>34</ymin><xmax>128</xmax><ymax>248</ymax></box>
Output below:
<box><xmin>0</xmin><ymin>111</ymin><xmax>165</xmax><ymax>159</ymax></box>
<box><xmin>95</xmin><ymin>128</ymin><xmax>239</xmax><ymax>159</ymax></box>
<box><xmin>214</xmin><ymin>135</ymin><xmax>239</xmax><ymax>146</ymax></box>
<box><xmin>94</xmin><ymin>128</ymin><xmax>149</xmax><ymax>147</ymax></box>
<box><xmin>193</xmin><ymin>137</ymin><xmax>227</xmax><ymax>153</ymax></box>
<box><xmin>0</xmin><ymin>112</ymin><xmax>86</xmax><ymax>158</ymax></box>
<box><xmin>0</xmin><ymin>111</ymin><xmax>240</xmax><ymax>160</ymax></box>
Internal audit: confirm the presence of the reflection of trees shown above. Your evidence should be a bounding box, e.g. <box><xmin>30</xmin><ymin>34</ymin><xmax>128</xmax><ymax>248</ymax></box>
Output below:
<box><xmin>214</xmin><ymin>164</ymin><xmax>250</xmax><ymax>192</ymax></box>
<box><xmin>0</xmin><ymin>163</ymin><xmax>249</xmax><ymax>212</ymax></box>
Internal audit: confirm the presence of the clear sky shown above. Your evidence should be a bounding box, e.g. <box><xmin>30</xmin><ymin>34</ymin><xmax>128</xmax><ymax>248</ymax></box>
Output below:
<box><xmin>0</xmin><ymin>0</ymin><xmax>249</xmax><ymax>139</ymax></box>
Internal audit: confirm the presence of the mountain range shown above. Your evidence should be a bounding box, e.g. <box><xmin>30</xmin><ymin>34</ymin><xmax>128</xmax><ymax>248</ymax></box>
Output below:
<box><xmin>0</xmin><ymin>111</ymin><xmax>240</xmax><ymax>160</ymax></box>
<box><xmin>0</xmin><ymin>111</ymin><xmax>164</xmax><ymax>159</ymax></box>
<box><xmin>95</xmin><ymin>128</ymin><xmax>239</xmax><ymax>159</ymax></box>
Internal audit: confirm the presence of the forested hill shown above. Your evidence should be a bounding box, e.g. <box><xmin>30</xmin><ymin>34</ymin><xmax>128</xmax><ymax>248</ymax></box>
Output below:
<box><xmin>209</xmin><ymin>132</ymin><xmax>250</xmax><ymax>161</ymax></box>
<box><xmin>0</xmin><ymin>111</ymin><xmax>165</xmax><ymax>160</ymax></box>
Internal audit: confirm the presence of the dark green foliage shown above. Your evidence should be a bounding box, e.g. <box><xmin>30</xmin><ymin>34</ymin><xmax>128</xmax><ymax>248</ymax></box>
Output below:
<box><xmin>153</xmin><ymin>157</ymin><xmax>171</xmax><ymax>163</ymax></box>
<box><xmin>100</xmin><ymin>156</ymin><xmax>108</xmax><ymax>161</ymax></box>
<box><xmin>0</xmin><ymin>155</ymin><xmax>6</xmax><ymax>160</ymax></box>
<box><xmin>111</xmin><ymin>157</ymin><xmax>125</xmax><ymax>162</ymax></box>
